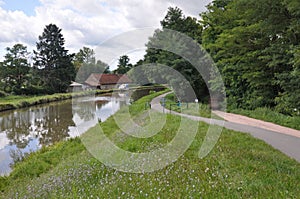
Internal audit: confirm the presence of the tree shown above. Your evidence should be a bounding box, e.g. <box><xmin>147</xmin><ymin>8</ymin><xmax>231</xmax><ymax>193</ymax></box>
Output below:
<box><xmin>73</xmin><ymin>46</ymin><xmax>96</xmax><ymax>71</ymax></box>
<box><xmin>141</xmin><ymin>7</ymin><xmax>207</xmax><ymax>102</ymax></box>
<box><xmin>275</xmin><ymin>0</ymin><xmax>300</xmax><ymax>114</ymax></box>
<box><xmin>113</xmin><ymin>55</ymin><xmax>133</xmax><ymax>74</ymax></box>
<box><xmin>33</xmin><ymin>24</ymin><xmax>75</xmax><ymax>94</ymax></box>
<box><xmin>74</xmin><ymin>47</ymin><xmax>110</xmax><ymax>83</ymax></box>
<box><xmin>201</xmin><ymin>0</ymin><xmax>298</xmax><ymax>110</ymax></box>
<box><xmin>0</xmin><ymin>44</ymin><xmax>30</xmax><ymax>94</ymax></box>
<box><xmin>161</xmin><ymin>7</ymin><xmax>202</xmax><ymax>43</ymax></box>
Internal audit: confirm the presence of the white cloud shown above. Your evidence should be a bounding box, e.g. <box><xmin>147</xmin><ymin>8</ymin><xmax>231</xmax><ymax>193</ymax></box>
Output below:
<box><xmin>167</xmin><ymin>0</ymin><xmax>212</xmax><ymax>17</ymax></box>
<box><xmin>0</xmin><ymin>0</ymin><xmax>212</xmax><ymax>61</ymax></box>
<box><xmin>0</xmin><ymin>133</ymin><xmax>9</xmax><ymax>150</ymax></box>
<box><xmin>0</xmin><ymin>8</ymin><xmax>37</xmax><ymax>44</ymax></box>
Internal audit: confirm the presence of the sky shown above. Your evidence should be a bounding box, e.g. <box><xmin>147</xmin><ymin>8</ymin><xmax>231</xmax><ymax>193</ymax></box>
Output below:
<box><xmin>0</xmin><ymin>0</ymin><xmax>212</xmax><ymax>67</ymax></box>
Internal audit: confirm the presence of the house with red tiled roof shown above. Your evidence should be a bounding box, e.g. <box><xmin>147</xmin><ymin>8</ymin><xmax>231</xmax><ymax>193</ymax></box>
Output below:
<box><xmin>85</xmin><ymin>73</ymin><xmax>132</xmax><ymax>90</ymax></box>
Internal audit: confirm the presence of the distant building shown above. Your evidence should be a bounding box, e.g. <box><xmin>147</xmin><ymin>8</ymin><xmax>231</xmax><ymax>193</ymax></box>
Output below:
<box><xmin>85</xmin><ymin>73</ymin><xmax>132</xmax><ymax>90</ymax></box>
<box><xmin>68</xmin><ymin>81</ymin><xmax>87</xmax><ymax>92</ymax></box>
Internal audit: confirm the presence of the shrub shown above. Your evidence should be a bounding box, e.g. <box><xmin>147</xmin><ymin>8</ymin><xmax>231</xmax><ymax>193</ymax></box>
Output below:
<box><xmin>0</xmin><ymin>90</ymin><xmax>8</xmax><ymax>97</ymax></box>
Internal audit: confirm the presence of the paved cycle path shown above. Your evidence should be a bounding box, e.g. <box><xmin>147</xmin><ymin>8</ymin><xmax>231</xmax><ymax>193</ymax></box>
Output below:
<box><xmin>151</xmin><ymin>93</ymin><xmax>300</xmax><ymax>163</ymax></box>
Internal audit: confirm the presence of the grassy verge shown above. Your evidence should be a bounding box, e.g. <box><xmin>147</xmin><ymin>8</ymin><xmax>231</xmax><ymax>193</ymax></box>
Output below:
<box><xmin>163</xmin><ymin>93</ymin><xmax>220</xmax><ymax>119</ymax></box>
<box><xmin>1</xmin><ymin>91</ymin><xmax>299</xmax><ymax>198</ymax></box>
<box><xmin>230</xmin><ymin>107</ymin><xmax>300</xmax><ymax>130</ymax></box>
<box><xmin>0</xmin><ymin>86</ymin><xmax>167</xmax><ymax>112</ymax></box>
<box><xmin>0</xmin><ymin>138</ymin><xmax>85</xmax><ymax>191</ymax></box>
<box><xmin>0</xmin><ymin>90</ymin><xmax>114</xmax><ymax>112</ymax></box>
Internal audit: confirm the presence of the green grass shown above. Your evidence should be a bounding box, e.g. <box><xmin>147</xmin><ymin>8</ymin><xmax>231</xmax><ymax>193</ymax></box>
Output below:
<box><xmin>0</xmin><ymin>95</ymin><xmax>31</xmax><ymax>102</ymax></box>
<box><xmin>0</xmin><ymin>90</ymin><xmax>113</xmax><ymax>112</ymax></box>
<box><xmin>230</xmin><ymin>107</ymin><xmax>300</xmax><ymax>130</ymax></box>
<box><xmin>1</xmin><ymin>91</ymin><xmax>299</xmax><ymax>198</ymax></box>
<box><xmin>0</xmin><ymin>86</ymin><xmax>166</xmax><ymax>112</ymax></box>
<box><xmin>163</xmin><ymin>93</ymin><xmax>221</xmax><ymax>119</ymax></box>
<box><xmin>0</xmin><ymin>138</ymin><xmax>85</xmax><ymax>192</ymax></box>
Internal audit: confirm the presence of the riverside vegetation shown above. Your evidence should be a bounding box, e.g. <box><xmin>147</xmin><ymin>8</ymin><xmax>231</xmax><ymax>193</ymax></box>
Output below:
<box><xmin>162</xmin><ymin>93</ymin><xmax>221</xmax><ymax>119</ymax></box>
<box><xmin>0</xmin><ymin>90</ymin><xmax>113</xmax><ymax>112</ymax></box>
<box><xmin>0</xmin><ymin>85</ymin><xmax>165</xmax><ymax>112</ymax></box>
<box><xmin>230</xmin><ymin>108</ymin><xmax>300</xmax><ymax>131</ymax></box>
<box><xmin>0</xmin><ymin>91</ymin><xmax>299</xmax><ymax>198</ymax></box>
<box><xmin>164</xmin><ymin>93</ymin><xmax>300</xmax><ymax>131</ymax></box>
<box><xmin>2</xmin><ymin>0</ymin><xmax>300</xmax><ymax>116</ymax></box>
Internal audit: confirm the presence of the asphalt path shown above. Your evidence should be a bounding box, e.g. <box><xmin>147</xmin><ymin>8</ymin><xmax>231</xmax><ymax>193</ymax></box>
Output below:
<box><xmin>151</xmin><ymin>93</ymin><xmax>300</xmax><ymax>163</ymax></box>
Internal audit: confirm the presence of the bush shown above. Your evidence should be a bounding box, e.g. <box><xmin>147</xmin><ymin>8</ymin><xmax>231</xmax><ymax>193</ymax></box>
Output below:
<box><xmin>21</xmin><ymin>86</ymin><xmax>48</xmax><ymax>95</ymax></box>
<box><xmin>0</xmin><ymin>90</ymin><xmax>8</xmax><ymax>97</ymax></box>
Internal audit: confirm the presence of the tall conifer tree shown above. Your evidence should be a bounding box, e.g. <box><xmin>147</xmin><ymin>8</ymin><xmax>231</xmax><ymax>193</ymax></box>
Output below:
<box><xmin>34</xmin><ymin>24</ymin><xmax>75</xmax><ymax>93</ymax></box>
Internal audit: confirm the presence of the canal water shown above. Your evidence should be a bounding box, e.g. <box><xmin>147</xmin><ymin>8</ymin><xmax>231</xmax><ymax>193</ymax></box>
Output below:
<box><xmin>0</xmin><ymin>92</ymin><xmax>131</xmax><ymax>176</ymax></box>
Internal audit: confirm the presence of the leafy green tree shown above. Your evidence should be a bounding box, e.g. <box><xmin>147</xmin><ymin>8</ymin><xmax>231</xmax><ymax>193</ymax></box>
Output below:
<box><xmin>76</xmin><ymin>60</ymin><xmax>110</xmax><ymax>83</ymax></box>
<box><xmin>0</xmin><ymin>44</ymin><xmax>30</xmax><ymax>94</ymax></box>
<box><xmin>0</xmin><ymin>61</ymin><xmax>3</xmax><ymax>93</ymax></box>
<box><xmin>201</xmin><ymin>0</ymin><xmax>298</xmax><ymax>110</ymax></box>
<box><xmin>275</xmin><ymin>0</ymin><xmax>300</xmax><ymax>114</ymax></box>
<box><xmin>33</xmin><ymin>24</ymin><xmax>75</xmax><ymax>94</ymax></box>
<box><xmin>74</xmin><ymin>47</ymin><xmax>110</xmax><ymax>83</ymax></box>
<box><xmin>161</xmin><ymin>7</ymin><xmax>202</xmax><ymax>43</ymax></box>
<box><xmin>113</xmin><ymin>55</ymin><xmax>133</xmax><ymax>74</ymax></box>
<box><xmin>73</xmin><ymin>46</ymin><xmax>96</xmax><ymax>71</ymax></box>
<box><xmin>141</xmin><ymin>7</ymin><xmax>207</xmax><ymax>102</ymax></box>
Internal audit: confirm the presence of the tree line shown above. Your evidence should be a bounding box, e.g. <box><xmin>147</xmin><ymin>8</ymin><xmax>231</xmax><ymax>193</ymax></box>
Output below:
<box><xmin>130</xmin><ymin>0</ymin><xmax>299</xmax><ymax>115</ymax></box>
<box><xmin>201</xmin><ymin>0</ymin><xmax>299</xmax><ymax>115</ymax></box>
<box><xmin>0</xmin><ymin>24</ymin><xmax>131</xmax><ymax>96</ymax></box>
<box><xmin>1</xmin><ymin>0</ymin><xmax>299</xmax><ymax>116</ymax></box>
<box><xmin>0</xmin><ymin>24</ymin><xmax>75</xmax><ymax>95</ymax></box>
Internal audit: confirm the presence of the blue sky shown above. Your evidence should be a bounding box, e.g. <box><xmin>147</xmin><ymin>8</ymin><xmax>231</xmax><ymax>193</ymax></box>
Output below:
<box><xmin>1</xmin><ymin>0</ymin><xmax>40</xmax><ymax>16</ymax></box>
<box><xmin>0</xmin><ymin>0</ymin><xmax>212</xmax><ymax>64</ymax></box>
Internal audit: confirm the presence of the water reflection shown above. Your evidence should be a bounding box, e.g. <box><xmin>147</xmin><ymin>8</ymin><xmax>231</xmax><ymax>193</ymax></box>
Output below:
<box><xmin>0</xmin><ymin>92</ymin><xmax>130</xmax><ymax>175</ymax></box>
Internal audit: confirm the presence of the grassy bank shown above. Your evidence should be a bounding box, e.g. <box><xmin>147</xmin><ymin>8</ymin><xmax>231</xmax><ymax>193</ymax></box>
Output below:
<box><xmin>163</xmin><ymin>93</ymin><xmax>219</xmax><ymax>119</ymax></box>
<box><xmin>230</xmin><ymin>108</ymin><xmax>300</xmax><ymax>130</ymax></box>
<box><xmin>0</xmin><ymin>85</ymin><xmax>166</xmax><ymax>112</ymax></box>
<box><xmin>1</xmin><ymin>91</ymin><xmax>299</xmax><ymax>198</ymax></box>
<box><xmin>0</xmin><ymin>90</ymin><xmax>113</xmax><ymax>112</ymax></box>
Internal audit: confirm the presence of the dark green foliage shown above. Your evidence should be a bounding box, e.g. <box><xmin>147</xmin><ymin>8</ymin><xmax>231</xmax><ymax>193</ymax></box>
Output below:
<box><xmin>76</xmin><ymin>60</ymin><xmax>110</xmax><ymax>83</ymax></box>
<box><xmin>74</xmin><ymin>46</ymin><xmax>96</xmax><ymax>70</ymax></box>
<box><xmin>0</xmin><ymin>90</ymin><xmax>7</xmax><ymax>97</ymax></box>
<box><xmin>74</xmin><ymin>47</ymin><xmax>110</xmax><ymax>83</ymax></box>
<box><xmin>33</xmin><ymin>24</ymin><xmax>76</xmax><ymax>94</ymax></box>
<box><xmin>113</xmin><ymin>55</ymin><xmax>133</xmax><ymax>74</ymax></box>
<box><xmin>0</xmin><ymin>44</ymin><xmax>30</xmax><ymax>95</ymax></box>
<box><xmin>134</xmin><ymin>7</ymin><xmax>208</xmax><ymax>102</ymax></box>
<box><xmin>201</xmin><ymin>0</ymin><xmax>300</xmax><ymax>114</ymax></box>
<box><xmin>274</xmin><ymin>0</ymin><xmax>300</xmax><ymax>114</ymax></box>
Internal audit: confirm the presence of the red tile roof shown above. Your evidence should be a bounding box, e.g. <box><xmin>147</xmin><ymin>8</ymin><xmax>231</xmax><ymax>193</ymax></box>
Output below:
<box><xmin>85</xmin><ymin>73</ymin><xmax>132</xmax><ymax>87</ymax></box>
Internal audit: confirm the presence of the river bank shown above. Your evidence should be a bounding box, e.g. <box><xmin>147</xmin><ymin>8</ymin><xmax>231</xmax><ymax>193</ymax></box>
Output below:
<box><xmin>0</xmin><ymin>90</ymin><xmax>113</xmax><ymax>112</ymax></box>
<box><xmin>0</xmin><ymin>86</ymin><xmax>167</xmax><ymax>175</ymax></box>
<box><xmin>0</xmin><ymin>86</ymin><xmax>166</xmax><ymax>112</ymax></box>
<box><xmin>1</xmin><ymin>90</ymin><xmax>299</xmax><ymax>198</ymax></box>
